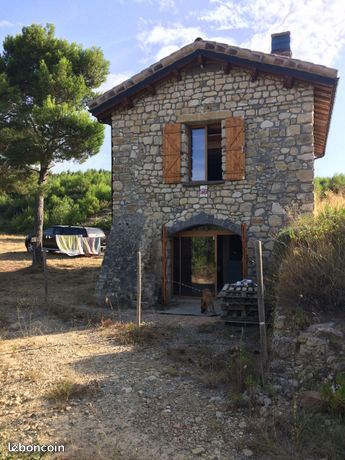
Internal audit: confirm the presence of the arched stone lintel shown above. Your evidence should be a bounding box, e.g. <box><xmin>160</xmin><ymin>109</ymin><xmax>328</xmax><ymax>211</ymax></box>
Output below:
<box><xmin>166</xmin><ymin>212</ymin><xmax>241</xmax><ymax>236</ymax></box>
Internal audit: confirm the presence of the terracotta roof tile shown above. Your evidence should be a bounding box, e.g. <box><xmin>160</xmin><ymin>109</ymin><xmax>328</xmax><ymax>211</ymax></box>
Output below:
<box><xmin>90</xmin><ymin>39</ymin><xmax>338</xmax><ymax>110</ymax></box>
<box><xmin>89</xmin><ymin>39</ymin><xmax>338</xmax><ymax>157</ymax></box>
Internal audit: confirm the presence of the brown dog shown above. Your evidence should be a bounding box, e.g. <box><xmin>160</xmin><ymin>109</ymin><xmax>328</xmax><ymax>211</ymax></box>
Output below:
<box><xmin>200</xmin><ymin>288</ymin><xmax>216</xmax><ymax>314</ymax></box>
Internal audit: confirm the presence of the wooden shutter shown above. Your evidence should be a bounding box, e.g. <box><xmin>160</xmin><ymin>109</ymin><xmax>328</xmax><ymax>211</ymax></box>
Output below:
<box><xmin>163</xmin><ymin>123</ymin><xmax>181</xmax><ymax>183</ymax></box>
<box><xmin>241</xmin><ymin>223</ymin><xmax>248</xmax><ymax>278</ymax></box>
<box><xmin>225</xmin><ymin>117</ymin><xmax>245</xmax><ymax>180</ymax></box>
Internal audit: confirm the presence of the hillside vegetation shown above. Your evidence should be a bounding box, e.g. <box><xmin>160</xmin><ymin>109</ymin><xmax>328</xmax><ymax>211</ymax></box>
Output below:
<box><xmin>314</xmin><ymin>173</ymin><xmax>345</xmax><ymax>197</ymax></box>
<box><xmin>0</xmin><ymin>169</ymin><xmax>111</xmax><ymax>233</ymax></box>
<box><xmin>274</xmin><ymin>180</ymin><xmax>345</xmax><ymax>316</ymax></box>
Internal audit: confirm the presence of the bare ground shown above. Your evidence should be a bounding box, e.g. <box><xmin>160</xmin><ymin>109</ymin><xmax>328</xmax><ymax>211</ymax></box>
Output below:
<box><xmin>0</xmin><ymin>235</ymin><xmax>257</xmax><ymax>460</ymax></box>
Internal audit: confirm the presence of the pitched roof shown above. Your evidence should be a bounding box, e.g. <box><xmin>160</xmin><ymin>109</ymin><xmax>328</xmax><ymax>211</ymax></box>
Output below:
<box><xmin>89</xmin><ymin>38</ymin><xmax>338</xmax><ymax>158</ymax></box>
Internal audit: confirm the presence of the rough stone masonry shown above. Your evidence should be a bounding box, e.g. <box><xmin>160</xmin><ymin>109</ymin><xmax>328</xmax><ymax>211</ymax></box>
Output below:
<box><xmin>95</xmin><ymin>63</ymin><xmax>315</xmax><ymax>307</ymax></box>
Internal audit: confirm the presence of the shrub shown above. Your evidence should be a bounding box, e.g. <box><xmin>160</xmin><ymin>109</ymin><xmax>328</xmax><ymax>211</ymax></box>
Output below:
<box><xmin>320</xmin><ymin>373</ymin><xmax>345</xmax><ymax>416</ymax></box>
<box><xmin>226</xmin><ymin>348</ymin><xmax>261</xmax><ymax>393</ymax></box>
<box><xmin>251</xmin><ymin>410</ymin><xmax>345</xmax><ymax>460</ymax></box>
<box><xmin>46</xmin><ymin>379</ymin><xmax>100</xmax><ymax>403</ymax></box>
<box><xmin>274</xmin><ymin>205</ymin><xmax>345</xmax><ymax>314</ymax></box>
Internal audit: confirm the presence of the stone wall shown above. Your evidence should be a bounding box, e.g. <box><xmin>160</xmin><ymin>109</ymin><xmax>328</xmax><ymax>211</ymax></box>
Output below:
<box><xmin>270</xmin><ymin>304</ymin><xmax>345</xmax><ymax>397</ymax></box>
<box><xmin>96</xmin><ymin>63</ymin><xmax>314</xmax><ymax>307</ymax></box>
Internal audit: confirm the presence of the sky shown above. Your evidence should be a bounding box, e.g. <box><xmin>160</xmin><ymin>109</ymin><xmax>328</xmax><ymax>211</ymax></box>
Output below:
<box><xmin>1</xmin><ymin>0</ymin><xmax>344</xmax><ymax>178</ymax></box>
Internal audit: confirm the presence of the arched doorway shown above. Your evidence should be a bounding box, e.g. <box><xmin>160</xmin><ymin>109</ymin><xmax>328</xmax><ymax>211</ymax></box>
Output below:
<box><xmin>162</xmin><ymin>215</ymin><xmax>248</xmax><ymax>303</ymax></box>
<box><xmin>171</xmin><ymin>225</ymin><xmax>245</xmax><ymax>297</ymax></box>
<box><xmin>172</xmin><ymin>225</ymin><xmax>245</xmax><ymax>296</ymax></box>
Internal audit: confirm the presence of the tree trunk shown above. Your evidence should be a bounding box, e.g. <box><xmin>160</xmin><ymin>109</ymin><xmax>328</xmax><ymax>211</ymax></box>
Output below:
<box><xmin>32</xmin><ymin>165</ymin><xmax>49</xmax><ymax>268</ymax></box>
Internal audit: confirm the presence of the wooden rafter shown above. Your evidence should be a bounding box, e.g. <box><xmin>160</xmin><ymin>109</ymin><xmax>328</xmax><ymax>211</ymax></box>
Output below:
<box><xmin>224</xmin><ymin>63</ymin><xmax>232</xmax><ymax>74</ymax></box>
<box><xmin>173</xmin><ymin>68</ymin><xmax>181</xmax><ymax>81</ymax></box>
<box><xmin>250</xmin><ymin>68</ymin><xmax>259</xmax><ymax>82</ymax></box>
<box><xmin>123</xmin><ymin>96</ymin><xmax>133</xmax><ymax>109</ymax></box>
<box><xmin>197</xmin><ymin>55</ymin><xmax>205</xmax><ymax>68</ymax></box>
<box><xmin>145</xmin><ymin>84</ymin><xmax>156</xmax><ymax>95</ymax></box>
<box><xmin>283</xmin><ymin>76</ymin><xmax>294</xmax><ymax>89</ymax></box>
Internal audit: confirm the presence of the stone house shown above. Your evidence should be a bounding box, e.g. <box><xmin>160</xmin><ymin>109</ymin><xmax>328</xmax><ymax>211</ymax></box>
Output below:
<box><xmin>90</xmin><ymin>32</ymin><xmax>338</xmax><ymax>308</ymax></box>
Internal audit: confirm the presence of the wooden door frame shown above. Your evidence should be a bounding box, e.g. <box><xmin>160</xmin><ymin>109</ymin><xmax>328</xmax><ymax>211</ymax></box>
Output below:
<box><xmin>162</xmin><ymin>224</ymin><xmax>167</xmax><ymax>304</ymax></box>
<box><xmin>241</xmin><ymin>223</ymin><xmax>248</xmax><ymax>278</ymax></box>
<box><xmin>164</xmin><ymin>224</ymin><xmax>248</xmax><ymax>299</ymax></box>
<box><xmin>170</xmin><ymin>228</ymin><xmax>232</xmax><ymax>297</ymax></box>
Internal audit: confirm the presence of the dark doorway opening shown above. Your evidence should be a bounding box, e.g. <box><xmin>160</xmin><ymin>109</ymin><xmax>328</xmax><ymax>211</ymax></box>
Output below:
<box><xmin>217</xmin><ymin>234</ymin><xmax>243</xmax><ymax>291</ymax></box>
<box><xmin>172</xmin><ymin>227</ymin><xmax>243</xmax><ymax>297</ymax></box>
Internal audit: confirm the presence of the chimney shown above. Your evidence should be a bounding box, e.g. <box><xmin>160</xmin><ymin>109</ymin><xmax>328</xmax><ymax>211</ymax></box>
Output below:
<box><xmin>271</xmin><ymin>31</ymin><xmax>292</xmax><ymax>57</ymax></box>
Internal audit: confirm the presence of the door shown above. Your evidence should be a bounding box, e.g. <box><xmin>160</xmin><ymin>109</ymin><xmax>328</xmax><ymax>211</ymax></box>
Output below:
<box><xmin>217</xmin><ymin>234</ymin><xmax>243</xmax><ymax>291</ymax></box>
<box><xmin>172</xmin><ymin>227</ymin><xmax>244</xmax><ymax>297</ymax></box>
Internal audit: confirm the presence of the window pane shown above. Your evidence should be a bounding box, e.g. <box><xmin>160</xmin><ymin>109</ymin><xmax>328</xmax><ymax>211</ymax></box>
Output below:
<box><xmin>191</xmin><ymin>128</ymin><xmax>205</xmax><ymax>181</ymax></box>
<box><xmin>207</xmin><ymin>124</ymin><xmax>222</xmax><ymax>181</ymax></box>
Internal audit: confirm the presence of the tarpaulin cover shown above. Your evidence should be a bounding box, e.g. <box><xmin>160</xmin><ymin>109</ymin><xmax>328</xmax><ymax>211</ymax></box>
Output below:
<box><xmin>56</xmin><ymin>235</ymin><xmax>101</xmax><ymax>256</ymax></box>
<box><xmin>81</xmin><ymin>236</ymin><xmax>101</xmax><ymax>256</ymax></box>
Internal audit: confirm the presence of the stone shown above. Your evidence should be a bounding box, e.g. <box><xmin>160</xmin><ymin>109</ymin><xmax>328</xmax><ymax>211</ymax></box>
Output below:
<box><xmin>268</xmin><ymin>215</ymin><xmax>282</xmax><ymax>227</ymax></box>
<box><xmin>287</xmin><ymin>125</ymin><xmax>301</xmax><ymax>136</ymax></box>
<box><xmin>297</xmin><ymin>113</ymin><xmax>312</xmax><ymax>124</ymax></box>
<box><xmin>192</xmin><ymin>447</ymin><xmax>205</xmax><ymax>455</ymax></box>
<box><xmin>272</xmin><ymin>336</ymin><xmax>296</xmax><ymax>359</ymax></box>
<box><xmin>209</xmin><ymin>396</ymin><xmax>222</xmax><ymax>402</ymax></box>
<box><xmin>299</xmin><ymin>391</ymin><xmax>328</xmax><ymax>412</ymax></box>
<box><xmin>307</xmin><ymin>322</ymin><xmax>343</xmax><ymax>338</ymax></box>
<box><xmin>272</xmin><ymin>202</ymin><xmax>285</xmax><ymax>214</ymax></box>
<box><xmin>260</xmin><ymin>120</ymin><xmax>274</xmax><ymax>129</ymax></box>
<box><xmin>242</xmin><ymin>448</ymin><xmax>254</xmax><ymax>457</ymax></box>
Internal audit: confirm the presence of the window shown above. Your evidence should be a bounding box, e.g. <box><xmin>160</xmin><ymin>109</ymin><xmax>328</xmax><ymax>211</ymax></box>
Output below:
<box><xmin>190</xmin><ymin>123</ymin><xmax>222</xmax><ymax>182</ymax></box>
<box><xmin>162</xmin><ymin>117</ymin><xmax>245</xmax><ymax>184</ymax></box>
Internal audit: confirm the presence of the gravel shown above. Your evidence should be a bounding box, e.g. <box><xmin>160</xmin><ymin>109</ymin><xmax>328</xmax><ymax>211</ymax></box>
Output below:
<box><xmin>0</xmin><ymin>312</ymin><xmax>257</xmax><ymax>459</ymax></box>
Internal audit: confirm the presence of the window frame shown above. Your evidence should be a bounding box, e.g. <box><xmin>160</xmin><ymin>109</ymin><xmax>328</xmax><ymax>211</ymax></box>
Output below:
<box><xmin>188</xmin><ymin>122</ymin><xmax>223</xmax><ymax>184</ymax></box>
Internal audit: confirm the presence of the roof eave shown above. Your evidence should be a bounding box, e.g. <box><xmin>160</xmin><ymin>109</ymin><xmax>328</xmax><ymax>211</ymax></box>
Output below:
<box><xmin>315</xmin><ymin>77</ymin><xmax>339</xmax><ymax>159</ymax></box>
<box><xmin>90</xmin><ymin>48</ymin><xmax>338</xmax><ymax>119</ymax></box>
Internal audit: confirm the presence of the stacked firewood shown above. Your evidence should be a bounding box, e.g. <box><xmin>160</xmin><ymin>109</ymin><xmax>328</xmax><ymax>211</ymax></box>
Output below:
<box><xmin>217</xmin><ymin>280</ymin><xmax>258</xmax><ymax>323</ymax></box>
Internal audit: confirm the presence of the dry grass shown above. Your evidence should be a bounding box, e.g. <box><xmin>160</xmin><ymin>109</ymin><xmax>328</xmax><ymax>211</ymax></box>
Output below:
<box><xmin>100</xmin><ymin>320</ymin><xmax>167</xmax><ymax>346</ymax></box>
<box><xmin>315</xmin><ymin>190</ymin><xmax>345</xmax><ymax>215</ymax></box>
<box><xmin>23</xmin><ymin>369</ymin><xmax>42</xmax><ymax>383</ymax></box>
<box><xmin>0</xmin><ymin>234</ymin><xmax>103</xmax><ymax>318</ymax></box>
<box><xmin>46</xmin><ymin>378</ymin><xmax>100</xmax><ymax>404</ymax></box>
<box><xmin>166</xmin><ymin>343</ymin><xmax>261</xmax><ymax>392</ymax></box>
